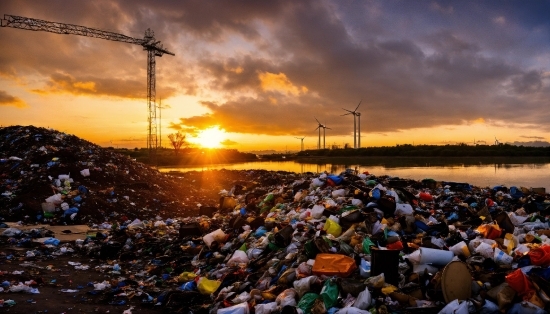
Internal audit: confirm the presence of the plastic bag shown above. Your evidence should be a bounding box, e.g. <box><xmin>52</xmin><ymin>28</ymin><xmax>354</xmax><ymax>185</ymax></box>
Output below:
<box><xmin>278</xmin><ymin>267</ymin><xmax>297</xmax><ymax>285</ymax></box>
<box><xmin>365</xmin><ymin>273</ymin><xmax>385</xmax><ymax>289</ymax></box>
<box><xmin>276</xmin><ymin>288</ymin><xmax>297</xmax><ymax>307</ymax></box>
<box><xmin>320</xmin><ymin>279</ymin><xmax>339</xmax><ymax>309</ymax></box>
<box><xmin>218</xmin><ymin>302</ymin><xmax>250</xmax><ymax>314</ymax></box>
<box><xmin>296</xmin><ymin>262</ymin><xmax>312</xmax><ymax>279</ymax></box>
<box><xmin>362</xmin><ymin>237</ymin><xmax>374</xmax><ymax>254</ymax></box>
<box><xmin>352</xmin><ymin>287</ymin><xmax>372</xmax><ymax>310</ymax></box>
<box><xmin>476</xmin><ymin>224</ymin><xmax>502</xmax><ymax>240</ymax></box>
<box><xmin>255</xmin><ymin>302</ymin><xmax>277</xmax><ymax>314</ymax></box>
<box><xmin>505</xmin><ymin>269</ymin><xmax>535</xmax><ymax>300</ymax></box>
<box><xmin>294</xmin><ymin>276</ymin><xmax>319</xmax><ymax>298</ymax></box>
<box><xmin>323</xmin><ymin>219</ymin><xmax>342</xmax><ymax>237</ymax></box>
<box><xmin>178</xmin><ymin>272</ymin><xmax>197</xmax><ymax>282</ymax></box>
<box><xmin>528</xmin><ymin>245</ymin><xmax>550</xmax><ymax>267</ymax></box>
<box><xmin>311</xmin><ymin>205</ymin><xmax>325</xmax><ymax>219</ymax></box>
<box><xmin>438</xmin><ymin>299</ymin><xmax>469</xmax><ymax>314</ymax></box>
<box><xmin>197</xmin><ymin>277</ymin><xmax>221</xmax><ymax>295</ymax></box>
<box><xmin>335</xmin><ymin>308</ymin><xmax>370</xmax><ymax>314</ymax></box>
<box><xmin>179</xmin><ymin>281</ymin><xmax>197</xmax><ymax>291</ymax></box>
<box><xmin>487</xmin><ymin>283</ymin><xmax>517</xmax><ymax>311</ymax></box>
<box><xmin>227</xmin><ymin>250</ymin><xmax>250</xmax><ymax>266</ymax></box>
<box><xmin>297</xmin><ymin>292</ymin><xmax>319</xmax><ymax>314</ymax></box>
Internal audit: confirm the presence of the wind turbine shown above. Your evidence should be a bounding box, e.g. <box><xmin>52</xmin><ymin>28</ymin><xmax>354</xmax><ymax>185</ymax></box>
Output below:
<box><xmin>342</xmin><ymin>100</ymin><xmax>362</xmax><ymax>148</ymax></box>
<box><xmin>322</xmin><ymin>122</ymin><xmax>331</xmax><ymax>149</ymax></box>
<box><xmin>494</xmin><ymin>137</ymin><xmax>500</xmax><ymax>145</ymax></box>
<box><xmin>295</xmin><ymin>136</ymin><xmax>306</xmax><ymax>151</ymax></box>
<box><xmin>314</xmin><ymin>118</ymin><xmax>324</xmax><ymax>149</ymax></box>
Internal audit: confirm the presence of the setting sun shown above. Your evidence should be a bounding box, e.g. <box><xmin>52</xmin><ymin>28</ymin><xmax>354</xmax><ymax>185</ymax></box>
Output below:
<box><xmin>193</xmin><ymin>126</ymin><xmax>227</xmax><ymax>148</ymax></box>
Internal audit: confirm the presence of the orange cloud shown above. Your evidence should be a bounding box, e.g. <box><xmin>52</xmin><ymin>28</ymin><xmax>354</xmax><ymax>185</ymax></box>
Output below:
<box><xmin>221</xmin><ymin>139</ymin><xmax>238</xmax><ymax>146</ymax></box>
<box><xmin>0</xmin><ymin>90</ymin><xmax>27</xmax><ymax>108</ymax></box>
<box><xmin>259</xmin><ymin>72</ymin><xmax>308</xmax><ymax>95</ymax></box>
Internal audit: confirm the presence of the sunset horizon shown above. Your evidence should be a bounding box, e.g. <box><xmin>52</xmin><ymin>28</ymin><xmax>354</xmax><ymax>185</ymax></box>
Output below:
<box><xmin>1</xmin><ymin>1</ymin><xmax>549</xmax><ymax>151</ymax></box>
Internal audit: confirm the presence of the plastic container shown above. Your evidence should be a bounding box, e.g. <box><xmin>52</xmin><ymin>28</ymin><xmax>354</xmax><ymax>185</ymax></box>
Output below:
<box><xmin>312</xmin><ymin>254</ymin><xmax>357</xmax><ymax>277</ymax></box>
<box><xmin>413</xmin><ymin>264</ymin><xmax>438</xmax><ymax>274</ymax></box>
<box><xmin>418</xmin><ymin>247</ymin><xmax>454</xmax><ymax>266</ymax></box>
<box><xmin>203</xmin><ymin>229</ymin><xmax>226</xmax><ymax>248</ymax></box>
<box><xmin>449</xmin><ymin>241</ymin><xmax>471</xmax><ymax>257</ymax></box>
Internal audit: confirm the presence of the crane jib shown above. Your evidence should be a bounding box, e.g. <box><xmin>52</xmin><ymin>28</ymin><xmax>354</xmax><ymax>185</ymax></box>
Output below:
<box><xmin>0</xmin><ymin>13</ymin><xmax>175</xmax><ymax>158</ymax></box>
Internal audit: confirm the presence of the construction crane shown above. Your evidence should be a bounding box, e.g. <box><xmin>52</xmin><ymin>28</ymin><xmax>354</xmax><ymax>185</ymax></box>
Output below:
<box><xmin>0</xmin><ymin>14</ymin><xmax>175</xmax><ymax>158</ymax></box>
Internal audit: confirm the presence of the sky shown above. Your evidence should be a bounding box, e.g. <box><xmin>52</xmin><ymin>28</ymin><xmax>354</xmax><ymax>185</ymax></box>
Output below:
<box><xmin>0</xmin><ymin>0</ymin><xmax>549</xmax><ymax>151</ymax></box>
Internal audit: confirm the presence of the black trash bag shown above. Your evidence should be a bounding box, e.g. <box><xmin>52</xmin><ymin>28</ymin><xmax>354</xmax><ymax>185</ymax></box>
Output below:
<box><xmin>99</xmin><ymin>241</ymin><xmax>122</xmax><ymax>260</ymax></box>
<box><xmin>340</xmin><ymin>210</ymin><xmax>364</xmax><ymax>230</ymax></box>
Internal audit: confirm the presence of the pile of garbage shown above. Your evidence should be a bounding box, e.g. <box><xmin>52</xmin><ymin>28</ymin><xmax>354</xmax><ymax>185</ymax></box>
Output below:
<box><xmin>4</xmin><ymin>168</ymin><xmax>550</xmax><ymax>313</ymax></box>
<box><xmin>3</xmin><ymin>126</ymin><xmax>550</xmax><ymax>313</ymax></box>
<box><xmin>0</xmin><ymin>125</ymin><xmax>278</xmax><ymax>224</ymax></box>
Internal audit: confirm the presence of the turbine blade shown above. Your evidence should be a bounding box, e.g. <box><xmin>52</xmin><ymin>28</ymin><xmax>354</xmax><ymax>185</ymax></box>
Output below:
<box><xmin>355</xmin><ymin>100</ymin><xmax>362</xmax><ymax>111</ymax></box>
<box><xmin>315</xmin><ymin>117</ymin><xmax>321</xmax><ymax>124</ymax></box>
<box><xmin>341</xmin><ymin>113</ymin><xmax>353</xmax><ymax>116</ymax></box>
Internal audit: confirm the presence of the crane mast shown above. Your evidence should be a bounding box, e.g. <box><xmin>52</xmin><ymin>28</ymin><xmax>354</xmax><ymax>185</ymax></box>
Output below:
<box><xmin>1</xmin><ymin>14</ymin><xmax>175</xmax><ymax>157</ymax></box>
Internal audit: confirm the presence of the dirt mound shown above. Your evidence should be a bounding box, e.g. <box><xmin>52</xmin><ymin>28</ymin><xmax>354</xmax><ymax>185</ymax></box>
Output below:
<box><xmin>0</xmin><ymin>125</ymin><xmax>285</xmax><ymax>224</ymax></box>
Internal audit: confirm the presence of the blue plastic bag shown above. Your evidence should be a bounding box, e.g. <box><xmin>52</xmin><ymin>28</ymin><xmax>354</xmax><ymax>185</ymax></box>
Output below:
<box><xmin>44</xmin><ymin>238</ymin><xmax>60</xmax><ymax>246</ymax></box>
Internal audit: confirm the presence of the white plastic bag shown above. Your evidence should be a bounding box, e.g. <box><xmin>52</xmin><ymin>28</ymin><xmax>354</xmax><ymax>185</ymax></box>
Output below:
<box><xmin>276</xmin><ymin>288</ymin><xmax>297</xmax><ymax>307</ymax></box>
<box><xmin>227</xmin><ymin>250</ymin><xmax>249</xmax><ymax>266</ymax></box>
<box><xmin>254</xmin><ymin>302</ymin><xmax>277</xmax><ymax>314</ymax></box>
<box><xmin>311</xmin><ymin>205</ymin><xmax>325</xmax><ymax>219</ymax></box>
<box><xmin>311</xmin><ymin>178</ymin><xmax>324</xmax><ymax>188</ymax></box>
<box><xmin>293</xmin><ymin>275</ymin><xmax>318</xmax><ymax>298</ymax></box>
<box><xmin>332</xmin><ymin>189</ymin><xmax>346</xmax><ymax>198</ymax></box>
<box><xmin>438</xmin><ymin>299</ymin><xmax>469</xmax><ymax>314</ymax></box>
<box><xmin>395</xmin><ymin>203</ymin><xmax>413</xmax><ymax>216</ymax></box>
<box><xmin>352</xmin><ymin>287</ymin><xmax>372</xmax><ymax>310</ymax></box>
<box><xmin>218</xmin><ymin>302</ymin><xmax>250</xmax><ymax>314</ymax></box>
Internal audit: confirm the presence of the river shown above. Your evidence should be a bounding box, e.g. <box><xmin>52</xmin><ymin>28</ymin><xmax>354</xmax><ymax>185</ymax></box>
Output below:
<box><xmin>158</xmin><ymin>159</ymin><xmax>550</xmax><ymax>191</ymax></box>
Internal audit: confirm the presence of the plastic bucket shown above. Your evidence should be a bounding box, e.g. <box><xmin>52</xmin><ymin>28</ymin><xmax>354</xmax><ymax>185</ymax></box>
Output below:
<box><xmin>418</xmin><ymin>247</ymin><xmax>454</xmax><ymax>266</ymax></box>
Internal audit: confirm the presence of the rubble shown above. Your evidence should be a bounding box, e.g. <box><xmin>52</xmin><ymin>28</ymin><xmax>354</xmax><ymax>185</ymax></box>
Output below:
<box><xmin>2</xmin><ymin>125</ymin><xmax>550</xmax><ymax>313</ymax></box>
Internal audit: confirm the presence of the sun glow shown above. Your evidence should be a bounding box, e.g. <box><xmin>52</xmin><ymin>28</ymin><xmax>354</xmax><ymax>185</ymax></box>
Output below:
<box><xmin>194</xmin><ymin>126</ymin><xmax>227</xmax><ymax>148</ymax></box>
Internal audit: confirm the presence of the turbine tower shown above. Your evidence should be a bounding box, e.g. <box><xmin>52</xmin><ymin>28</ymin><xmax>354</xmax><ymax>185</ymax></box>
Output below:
<box><xmin>295</xmin><ymin>136</ymin><xmax>305</xmax><ymax>151</ymax></box>
<box><xmin>314</xmin><ymin>118</ymin><xmax>323</xmax><ymax>149</ymax></box>
<box><xmin>342</xmin><ymin>100</ymin><xmax>362</xmax><ymax>148</ymax></box>
<box><xmin>322</xmin><ymin>122</ymin><xmax>331</xmax><ymax>149</ymax></box>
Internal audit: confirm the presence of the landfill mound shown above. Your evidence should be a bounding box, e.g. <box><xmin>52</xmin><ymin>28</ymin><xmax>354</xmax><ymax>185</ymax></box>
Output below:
<box><xmin>0</xmin><ymin>125</ymin><xmax>284</xmax><ymax>224</ymax></box>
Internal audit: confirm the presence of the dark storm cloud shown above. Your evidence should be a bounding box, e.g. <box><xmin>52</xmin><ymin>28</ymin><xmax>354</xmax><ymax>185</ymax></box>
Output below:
<box><xmin>0</xmin><ymin>90</ymin><xmax>26</xmax><ymax>107</ymax></box>
<box><xmin>1</xmin><ymin>0</ymin><xmax>550</xmax><ymax>135</ymax></box>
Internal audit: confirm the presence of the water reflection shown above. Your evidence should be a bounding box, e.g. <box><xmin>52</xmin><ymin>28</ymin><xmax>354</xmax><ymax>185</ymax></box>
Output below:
<box><xmin>159</xmin><ymin>159</ymin><xmax>550</xmax><ymax>191</ymax></box>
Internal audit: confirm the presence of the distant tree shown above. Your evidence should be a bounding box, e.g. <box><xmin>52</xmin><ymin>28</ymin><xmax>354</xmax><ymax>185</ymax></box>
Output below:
<box><xmin>168</xmin><ymin>131</ymin><xmax>188</xmax><ymax>156</ymax></box>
